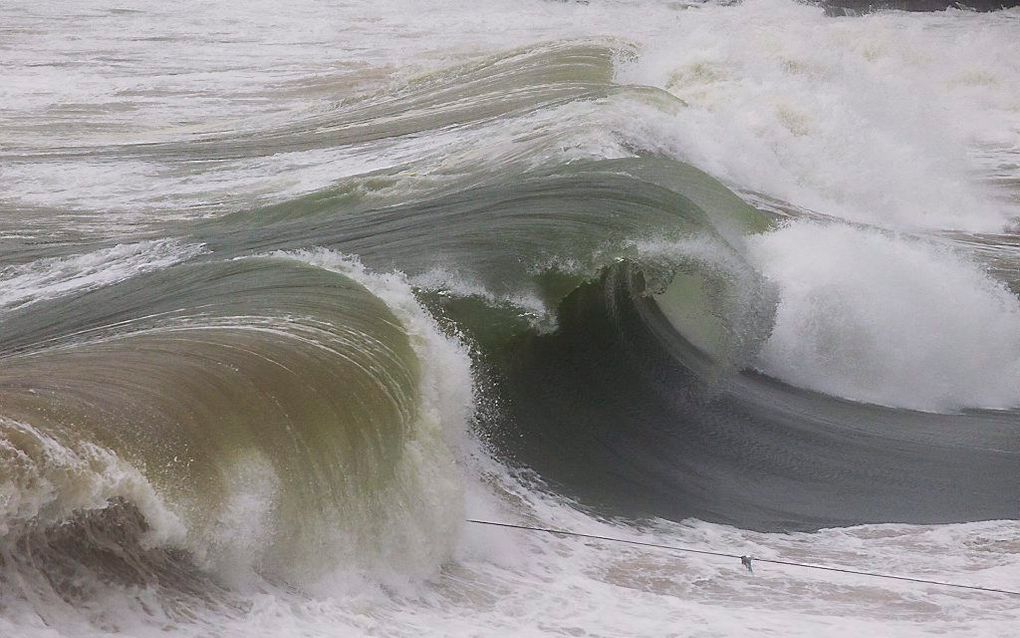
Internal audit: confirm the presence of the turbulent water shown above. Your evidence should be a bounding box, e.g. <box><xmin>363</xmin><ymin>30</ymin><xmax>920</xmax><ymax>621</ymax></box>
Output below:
<box><xmin>2</xmin><ymin>0</ymin><xmax>1020</xmax><ymax>635</ymax></box>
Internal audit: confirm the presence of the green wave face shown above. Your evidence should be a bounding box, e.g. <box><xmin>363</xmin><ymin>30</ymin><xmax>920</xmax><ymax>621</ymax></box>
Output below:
<box><xmin>0</xmin><ymin>258</ymin><xmax>461</xmax><ymax>585</ymax></box>
<box><xmin>10</xmin><ymin>32</ymin><xmax>1012</xmax><ymax>605</ymax></box>
<box><xmin>203</xmin><ymin>157</ymin><xmax>773</xmax><ymax>345</ymax></box>
<box><xmin>0</xmin><ymin>41</ymin><xmax>778</xmax><ymax>592</ymax></box>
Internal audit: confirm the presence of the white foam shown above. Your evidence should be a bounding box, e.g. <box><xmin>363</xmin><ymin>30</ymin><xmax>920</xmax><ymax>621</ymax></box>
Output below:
<box><xmin>0</xmin><ymin>240</ymin><xmax>206</xmax><ymax>311</ymax></box>
<box><xmin>617</xmin><ymin>0</ymin><xmax>1020</xmax><ymax>232</ymax></box>
<box><xmin>3</xmin><ymin>0</ymin><xmax>1020</xmax><ymax>635</ymax></box>
<box><xmin>410</xmin><ymin>267</ymin><xmax>553</xmax><ymax>328</ymax></box>
<box><xmin>0</xmin><ymin>417</ymin><xmax>185</xmax><ymax>544</ymax></box>
<box><xmin>749</xmin><ymin>222</ymin><xmax>1020</xmax><ymax>412</ymax></box>
<box><xmin>67</xmin><ymin>475</ymin><xmax>1020</xmax><ymax>638</ymax></box>
<box><xmin>202</xmin><ymin>451</ymin><xmax>282</xmax><ymax>590</ymax></box>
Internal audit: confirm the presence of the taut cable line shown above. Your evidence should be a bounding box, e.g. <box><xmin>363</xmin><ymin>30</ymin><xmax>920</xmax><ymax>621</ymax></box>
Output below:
<box><xmin>466</xmin><ymin>518</ymin><xmax>1020</xmax><ymax>597</ymax></box>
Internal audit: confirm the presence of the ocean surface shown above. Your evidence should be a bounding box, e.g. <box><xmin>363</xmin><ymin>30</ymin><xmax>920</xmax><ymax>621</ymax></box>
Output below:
<box><xmin>2</xmin><ymin>1</ymin><xmax>1019</xmax><ymax>635</ymax></box>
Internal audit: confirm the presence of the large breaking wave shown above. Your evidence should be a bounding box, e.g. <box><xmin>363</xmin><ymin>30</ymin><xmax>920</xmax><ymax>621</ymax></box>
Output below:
<box><xmin>2</xmin><ymin>4</ymin><xmax>1019</xmax><ymax>635</ymax></box>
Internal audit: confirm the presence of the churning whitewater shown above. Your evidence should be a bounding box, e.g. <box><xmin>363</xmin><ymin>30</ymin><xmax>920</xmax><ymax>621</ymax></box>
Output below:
<box><xmin>1</xmin><ymin>0</ymin><xmax>1019</xmax><ymax>636</ymax></box>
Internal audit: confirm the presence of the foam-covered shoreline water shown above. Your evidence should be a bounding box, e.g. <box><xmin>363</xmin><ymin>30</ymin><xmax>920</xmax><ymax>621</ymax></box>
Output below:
<box><xmin>2</xmin><ymin>0</ymin><xmax>1019</xmax><ymax>635</ymax></box>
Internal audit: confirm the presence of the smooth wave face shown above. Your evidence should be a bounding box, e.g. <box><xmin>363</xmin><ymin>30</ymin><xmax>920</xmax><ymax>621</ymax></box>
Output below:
<box><xmin>475</xmin><ymin>263</ymin><xmax>1020</xmax><ymax>530</ymax></box>
<box><xmin>0</xmin><ymin>257</ymin><xmax>465</xmax><ymax>589</ymax></box>
<box><xmin>2</xmin><ymin>0</ymin><xmax>1019</xmax><ymax>636</ymax></box>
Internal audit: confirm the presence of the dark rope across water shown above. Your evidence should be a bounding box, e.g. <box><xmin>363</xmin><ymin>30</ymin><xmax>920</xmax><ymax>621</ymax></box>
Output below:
<box><xmin>466</xmin><ymin>518</ymin><xmax>1020</xmax><ymax>597</ymax></box>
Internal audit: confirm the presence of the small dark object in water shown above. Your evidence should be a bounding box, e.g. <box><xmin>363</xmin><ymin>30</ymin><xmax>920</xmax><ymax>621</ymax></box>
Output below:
<box><xmin>741</xmin><ymin>556</ymin><xmax>754</xmax><ymax>573</ymax></box>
